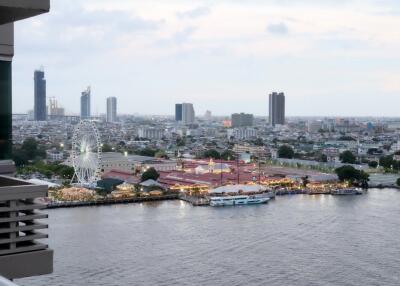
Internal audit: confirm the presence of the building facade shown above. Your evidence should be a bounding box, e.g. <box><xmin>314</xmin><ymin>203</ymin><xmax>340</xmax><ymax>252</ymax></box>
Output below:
<box><xmin>231</xmin><ymin>113</ymin><xmax>254</xmax><ymax>128</ymax></box>
<box><xmin>182</xmin><ymin>103</ymin><xmax>195</xmax><ymax>125</ymax></box>
<box><xmin>106</xmin><ymin>97</ymin><xmax>117</xmax><ymax>123</ymax></box>
<box><xmin>227</xmin><ymin>128</ymin><xmax>258</xmax><ymax>140</ymax></box>
<box><xmin>138</xmin><ymin>127</ymin><xmax>165</xmax><ymax>140</ymax></box>
<box><xmin>269</xmin><ymin>92</ymin><xmax>285</xmax><ymax>126</ymax></box>
<box><xmin>0</xmin><ymin>2</ymin><xmax>52</xmax><ymax>280</ymax></box>
<box><xmin>34</xmin><ymin>69</ymin><xmax>46</xmax><ymax>121</ymax></box>
<box><xmin>175</xmin><ymin>104</ymin><xmax>182</xmax><ymax>121</ymax></box>
<box><xmin>80</xmin><ymin>86</ymin><xmax>91</xmax><ymax>119</ymax></box>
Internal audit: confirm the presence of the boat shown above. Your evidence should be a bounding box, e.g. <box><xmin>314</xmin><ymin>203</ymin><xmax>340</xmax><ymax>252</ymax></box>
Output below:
<box><xmin>331</xmin><ymin>188</ymin><xmax>363</xmax><ymax>195</ymax></box>
<box><xmin>209</xmin><ymin>194</ymin><xmax>270</xmax><ymax>207</ymax></box>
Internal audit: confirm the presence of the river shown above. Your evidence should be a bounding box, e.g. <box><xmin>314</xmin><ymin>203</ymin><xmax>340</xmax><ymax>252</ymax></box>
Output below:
<box><xmin>18</xmin><ymin>189</ymin><xmax>400</xmax><ymax>286</ymax></box>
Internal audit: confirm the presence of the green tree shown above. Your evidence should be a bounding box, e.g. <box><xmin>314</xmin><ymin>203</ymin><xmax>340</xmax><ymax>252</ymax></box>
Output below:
<box><xmin>368</xmin><ymin>161</ymin><xmax>378</xmax><ymax>168</ymax></box>
<box><xmin>335</xmin><ymin>165</ymin><xmax>369</xmax><ymax>187</ymax></box>
<box><xmin>320</xmin><ymin>154</ymin><xmax>328</xmax><ymax>163</ymax></box>
<box><xmin>379</xmin><ymin>156</ymin><xmax>394</xmax><ymax>169</ymax></box>
<box><xmin>141</xmin><ymin>167</ymin><xmax>160</xmax><ymax>182</ymax></box>
<box><xmin>102</xmin><ymin>144</ymin><xmax>113</xmax><ymax>152</ymax></box>
<box><xmin>253</xmin><ymin>138</ymin><xmax>264</xmax><ymax>146</ymax></box>
<box><xmin>340</xmin><ymin>150</ymin><xmax>356</xmax><ymax>164</ymax></box>
<box><xmin>22</xmin><ymin>138</ymin><xmax>38</xmax><ymax>158</ymax></box>
<box><xmin>278</xmin><ymin>145</ymin><xmax>295</xmax><ymax>159</ymax></box>
<box><xmin>138</xmin><ymin>148</ymin><xmax>158</xmax><ymax>157</ymax></box>
<box><xmin>176</xmin><ymin>137</ymin><xmax>186</xmax><ymax>147</ymax></box>
<box><xmin>397</xmin><ymin>178</ymin><xmax>400</xmax><ymax>187</ymax></box>
<box><xmin>203</xmin><ymin>149</ymin><xmax>221</xmax><ymax>159</ymax></box>
<box><xmin>155</xmin><ymin>150</ymin><xmax>169</xmax><ymax>159</ymax></box>
<box><xmin>221</xmin><ymin>150</ymin><xmax>236</xmax><ymax>160</ymax></box>
<box><xmin>59</xmin><ymin>165</ymin><xmax>75</xmax><ymax>180</ymax></box>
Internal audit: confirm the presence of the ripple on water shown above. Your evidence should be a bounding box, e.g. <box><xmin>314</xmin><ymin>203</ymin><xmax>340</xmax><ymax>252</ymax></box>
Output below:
<box><xmin>17</xmin><ymin>189</ymin><xmax>400</xmax><ymax>286</ymax></box>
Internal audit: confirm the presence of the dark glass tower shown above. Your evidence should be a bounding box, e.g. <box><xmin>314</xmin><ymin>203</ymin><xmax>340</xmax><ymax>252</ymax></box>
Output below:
<box><xmin>175</xmin><ymin>103</ymin><xmax>182</xmax><ymax>121</ymax></box>
<box><xmin>269</xmin><ymin>92</ymin><xmax>285</xmax><ymax>126</ymax></box>
<box><xmin>34</xmin><ymin>69</ymin><xmax>46</xmax><ymax>121</ymax></box>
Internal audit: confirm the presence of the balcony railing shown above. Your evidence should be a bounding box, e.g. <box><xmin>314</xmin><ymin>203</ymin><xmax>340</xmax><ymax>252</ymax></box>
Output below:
<box><xmin>0</xmin><ymin>176</ymin><xmax>53</xmax><ymax>280</ymax></box>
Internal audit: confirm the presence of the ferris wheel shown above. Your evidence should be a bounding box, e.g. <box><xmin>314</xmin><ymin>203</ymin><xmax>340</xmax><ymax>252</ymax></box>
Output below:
<box><xmin>71</xmin><ymin>120</ymin><xmax>102</xmax><ymax>186</ymax></box>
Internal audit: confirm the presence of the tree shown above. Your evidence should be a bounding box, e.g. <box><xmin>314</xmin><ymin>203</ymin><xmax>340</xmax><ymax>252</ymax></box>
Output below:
<box><xmin>340</xmin><ymin>150</ymin><xmax>356</xmax><ymax>164</ymax></box>
<box><xmin>221</xmin><ymin>150</ymin><xmax>236</xmax><ymax>161</ymax></box>
<box><xmin>60</xmin><ymin>165</ymin><xmax>75</xmax><ymax>180</ymax></box>
<box><xmin>379</xmin><ymin>156</ymin><xmax>394</xmax><ymax>169</ymax></box>
<box><xmin>176</xmin><ymin>137</ymin><xmax>186</xmax><ymax>147</ymax></box>
<box><xmin>320</xmin><ymin>154</ymin><xmax>328</xmax><ymax>163</ymax></box>
<box><xmin>21</xmin><ymin>138</ymin><xmax>42</xmax><ymax>160</ymax></box>
<box><xmin>253</xmin><ymin>138</ymin><xmax>264</xmax><ymax>146</ymax></box>
<box><xmin>102</xmin><ymin>144</ymin><xmax>113</xmax><ymax>152</ymax></box>
<box><xmin>301</xmin><ymin>176</ymin><xmax>310</xmax><ymax>188</ymax></box>
<box><xmin>368</xmin><ymin>161</ymin><xmax>378</xmax><ymax>168</ymax></box>
<box><xmin>278</xmin><ymin>145</ymin><xmax>294</xmax><ymax>159</ymax></box>
<box><xmin>138</xmin><ymin>148</ymin><xmax>158</xmax><ymax>157</ymax></box>
<box><xmin>397</xmin><ymin>178</ymin><xmax>400</xmax><ymax>187</ymax></box>
<box><xmin>335</xmin><ymin>165</ymin><xmax>369</xmax><ymax>187</ymax></box>
<box><xmin>155</xmin><ymin>150</ymin><xmax>169</xmax><ymax>159</ymax></box>
<box><xmin>141</xmin><ymin>167</ymin><xmax>160</xmax><ymax>182</ymax></box>
<box><xmin>203</xmin><ymin>149</ymin><xmax>221</xmax><ymax>159</ymax></box>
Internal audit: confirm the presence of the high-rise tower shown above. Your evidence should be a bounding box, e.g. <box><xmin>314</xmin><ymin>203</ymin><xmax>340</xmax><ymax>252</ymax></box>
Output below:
<box><xmin>182</xmin><ymin>103</ymin><xmax>195</xmax><ymax>125</ymax></box>
<box><xmin>80</xmin><ymin>86</ymin><xmax>91</xmax><ymax>119</ymax></box>
<box><xmin>106</xmin><ymin>97</ymin><xmax>117</xmax><ymax>123</ymax></box>
<box><xmin>34</xmin><ymin>68</ymin><xmax>46</xmax><ymax>121</ymax></box>
<box><xmin>175</xmin><ymin>104</ymin><xmax>183</xmax><ymax>121</ymax></box>
<box><xmin>268</xmin><ymin>92</ymin><xmax>285</xmax><ymax>126</ymax></box>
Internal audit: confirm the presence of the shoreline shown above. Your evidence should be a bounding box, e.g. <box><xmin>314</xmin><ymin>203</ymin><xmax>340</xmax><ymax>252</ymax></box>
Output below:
<box><xmin>45</xmin><ymin>187</ymin><xmax>399</xmax><ymax>209</ymax></box>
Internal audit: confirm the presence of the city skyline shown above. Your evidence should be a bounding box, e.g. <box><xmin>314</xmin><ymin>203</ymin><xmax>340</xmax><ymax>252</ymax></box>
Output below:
<box><xmin>11</xmin><ymin>0</ymin><xmax>400</xmax><ymax>116</ymax></box>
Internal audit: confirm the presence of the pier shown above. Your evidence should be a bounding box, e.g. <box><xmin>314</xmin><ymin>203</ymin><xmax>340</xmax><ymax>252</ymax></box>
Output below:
<box><xmin>47</xmin><ymin>194</ymin><xmax>179</xmax><ymax>209</ymax></box>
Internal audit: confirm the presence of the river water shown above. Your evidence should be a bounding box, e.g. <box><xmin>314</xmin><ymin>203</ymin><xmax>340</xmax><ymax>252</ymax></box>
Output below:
<box><xmin>18</xmin><ymin>189</ymin><xmax>400</xmax><ymax>286</ymax></box>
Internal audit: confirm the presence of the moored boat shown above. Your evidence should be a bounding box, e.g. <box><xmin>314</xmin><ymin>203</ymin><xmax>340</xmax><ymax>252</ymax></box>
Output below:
<box><xmin>209</xmin><ymin>195</ymin><xmax>270</xmax><ymax>207</ymax></box>
<box><xmin>331</xmin><ymin>188</ymin><xmax>363</xmax><ymax>195</ymax></box>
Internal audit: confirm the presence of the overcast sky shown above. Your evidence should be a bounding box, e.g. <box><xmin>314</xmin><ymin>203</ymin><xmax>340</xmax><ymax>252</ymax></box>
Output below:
<box><xmin>12</xmin><ymin>0</ymin><xmax>400</xmax><ymax>117</ymax></box>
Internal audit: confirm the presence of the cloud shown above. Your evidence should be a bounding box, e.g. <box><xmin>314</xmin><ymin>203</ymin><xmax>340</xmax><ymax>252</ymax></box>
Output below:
<box><xmin>177</xmin><ymin>6</ymin><xmax>211</xmax><ymax>19</ymax></box>
<box><xmin>173</xmin><ymin>26</ymin><xmax>197</xmax><ymax>45</ymax></box>
<box><xmin>266</xmin><ymin>22</ymin><xmax>289</xmax><ymax>35</ymax></box>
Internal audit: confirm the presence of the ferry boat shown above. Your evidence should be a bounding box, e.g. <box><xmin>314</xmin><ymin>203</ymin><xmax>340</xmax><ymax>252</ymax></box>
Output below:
<box><xmin>209</xmin><ymin>195</ymin><xmax>270</xmax><ymax>207</ymax></box>
<box><xmin>331</xmin><ymin>188</ymin><xmax>363</xmax><ymax>195</ymax></box>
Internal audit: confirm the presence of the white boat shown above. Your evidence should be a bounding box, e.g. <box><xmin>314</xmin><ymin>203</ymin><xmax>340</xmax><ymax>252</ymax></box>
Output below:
<box><xmin>209</xmin><ymin>195</ymin><xmax>270</xmax><ymax>207</ymax></box>
<box><xmin>331</xmin><ymin>188</ymin><xmax>363</xmax><ymax>195</ymax></box>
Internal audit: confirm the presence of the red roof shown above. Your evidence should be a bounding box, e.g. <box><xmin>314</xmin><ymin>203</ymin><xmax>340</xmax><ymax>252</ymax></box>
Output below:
<box><xmin>102</xmin><ymin>170</ymin><xmax>141</xmax><ymax>185</ymax></box>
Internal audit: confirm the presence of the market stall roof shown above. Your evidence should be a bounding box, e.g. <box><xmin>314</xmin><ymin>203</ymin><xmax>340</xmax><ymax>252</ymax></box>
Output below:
<box><xmin>209</xmin><ymin>184</ymin><xmax>266</xmax><ymax>194</ymax></box>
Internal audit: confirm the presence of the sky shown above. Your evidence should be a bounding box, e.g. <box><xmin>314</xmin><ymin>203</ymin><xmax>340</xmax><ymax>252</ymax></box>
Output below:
<box><xmin>12</xmin><ymin>0</ymin><xmax>400</xmax><ymax>117</ymax></box>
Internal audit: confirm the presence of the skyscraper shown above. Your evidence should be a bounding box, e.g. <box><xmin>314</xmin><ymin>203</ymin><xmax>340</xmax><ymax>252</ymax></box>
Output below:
<box><xmin>182</xmin><ymin>103</ymin><xmax>195</xmax><ymax>125</ymax></box>
<box><xmin>106</xmin><ymin>97</ymin><xmax>117</xmax><ymax>123</ymax></box>
<box><xmin>269</xmin><ymin>92</ymin><xmax>285</xmax><ymax>126</ymax></box>
<box><xmin>175</xmin><ymin>104</ymin><xmax>183</xmax><ymax>121</ymax></box>
<box><xmin>80</xmin><ymin>86</ymin><xmax>91</xmax><ymax>119</ymax></box>
<box><xmin>34</xmin><ymin>68</ymin><xmax>46</xmax><ymax>121</ymax></box>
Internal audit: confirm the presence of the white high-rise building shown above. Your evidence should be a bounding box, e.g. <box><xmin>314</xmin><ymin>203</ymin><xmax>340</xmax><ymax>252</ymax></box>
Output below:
<box><xmin>182</xmin><ymin>103</ymin><xmax>195</xmax><ymax>125</ymax></box>
<box><xmin>106</xmin><ymin>97</ymin><xmax>117</xmax><ymax>123</ymax></box>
